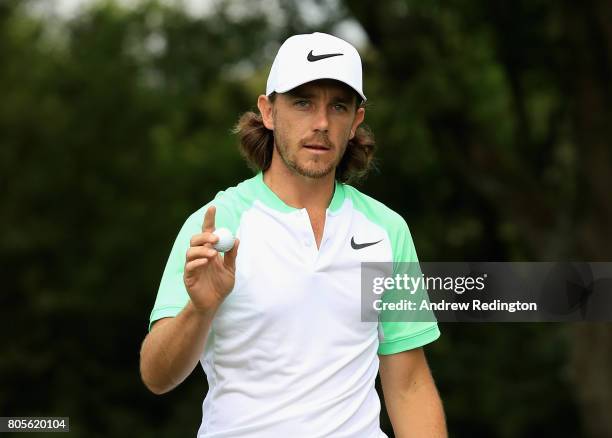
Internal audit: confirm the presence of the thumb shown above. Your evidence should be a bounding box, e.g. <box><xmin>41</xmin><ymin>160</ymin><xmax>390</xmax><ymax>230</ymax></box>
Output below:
<box><xmin>223</xmin><ymin>238</ymin><xmax>240</xmax><ymax>270</ymax></box>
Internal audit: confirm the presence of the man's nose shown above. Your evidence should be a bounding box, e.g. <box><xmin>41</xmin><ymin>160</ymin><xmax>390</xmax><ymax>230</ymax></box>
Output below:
<box><xmin>312</xmin><ymin>105</ymin><xmax>329</xmax><ymax>132</ymax></box>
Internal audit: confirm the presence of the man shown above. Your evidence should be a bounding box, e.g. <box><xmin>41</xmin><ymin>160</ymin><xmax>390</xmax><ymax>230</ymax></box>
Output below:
<box><xmin>140</xmin><ymin>32</ymin><xmax>447</xmax><ymax>437</ymax></box>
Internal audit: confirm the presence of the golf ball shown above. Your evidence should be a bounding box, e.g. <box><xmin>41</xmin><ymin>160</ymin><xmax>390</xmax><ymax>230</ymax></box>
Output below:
<box><xmin>213</xmin><ymin>227</ymin><xmax>235</xmax><ymax>252</ymax></box>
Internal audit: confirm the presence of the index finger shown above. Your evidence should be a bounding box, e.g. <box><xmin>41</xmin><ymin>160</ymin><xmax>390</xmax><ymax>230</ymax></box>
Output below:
<box><xmin>203</xmin><ymin>205</ymin><xmax>216</xmax><ymax>232</ymax></box>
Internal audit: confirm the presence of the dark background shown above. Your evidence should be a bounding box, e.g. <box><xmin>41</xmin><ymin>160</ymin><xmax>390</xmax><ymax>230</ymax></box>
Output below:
<box><xmin>2</xmin><ymin>0</ymin><xmax>611</xmax><ymax>436</ymax></box>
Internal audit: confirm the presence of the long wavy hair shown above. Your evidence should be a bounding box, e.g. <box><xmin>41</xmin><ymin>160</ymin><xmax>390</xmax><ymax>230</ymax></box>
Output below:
<box><xmin>233</xmin><ymin>94</ymin><xmax>376</xmax><ymax>184</ymax></box>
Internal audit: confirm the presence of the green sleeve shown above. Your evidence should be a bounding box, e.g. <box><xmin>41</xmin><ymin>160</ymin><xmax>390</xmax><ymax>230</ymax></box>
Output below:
<box><xmin>377</xmin><ymin>217</ymin><xmax>441</xmax><ymax>355</ymax></box>
<box><xmin>148</xmin><ymin>208</ymin><xmax>204</xmax><ymax>331</ymax></box>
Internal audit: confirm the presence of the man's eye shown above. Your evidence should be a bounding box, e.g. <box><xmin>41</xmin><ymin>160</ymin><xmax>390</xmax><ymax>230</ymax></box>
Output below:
<box><xmin>333</xmin><ymin>104</ymin><xmax>347</xmax><ymax>112</ymax></box>
<box><xmin>294</xmin><ymin>100</ymin><xmax>309</xmax><ymax>107</ymax></box>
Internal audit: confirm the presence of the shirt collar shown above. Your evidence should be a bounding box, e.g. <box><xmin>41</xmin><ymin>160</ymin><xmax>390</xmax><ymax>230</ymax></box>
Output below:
<box><xmin>254</xmin><ymin>171</ymin><xmax>345</xmax><ymax>213</ymax></box>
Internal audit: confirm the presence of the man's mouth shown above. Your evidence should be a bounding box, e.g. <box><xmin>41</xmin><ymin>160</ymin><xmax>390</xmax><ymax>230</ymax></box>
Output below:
<box><xmin>303</xmin><ymin>144</ymin><xmax>331</xmax><ymax>151</ymax></box>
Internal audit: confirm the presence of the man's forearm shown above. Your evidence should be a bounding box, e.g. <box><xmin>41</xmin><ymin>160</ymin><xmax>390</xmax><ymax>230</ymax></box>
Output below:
<box><xmin>385</xmin><ymin>378</ymin><xmax>447</xmax><ymax>438</ymax></box>
<box><xmin>139</xmin><ymin>300</ymin><xmax>218</xmax><ymax>394</ymax></box>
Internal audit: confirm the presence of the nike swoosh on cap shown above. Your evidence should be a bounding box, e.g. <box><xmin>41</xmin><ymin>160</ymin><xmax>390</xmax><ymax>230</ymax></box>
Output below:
<box><xmin>307</xmin><ymin>50</ymin><xmax>344</xmax><ymax>62</ymax></box>
<box><xmin>351</xmin><ymin>237</ymin><xmax>383</xmax><ymax>250</ymax></box>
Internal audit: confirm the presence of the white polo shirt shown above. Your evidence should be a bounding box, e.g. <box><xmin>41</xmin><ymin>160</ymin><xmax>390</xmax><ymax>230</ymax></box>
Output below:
<box><xmin>150</xmin><ymin>172</ymin><xmax>440</xmax><ymax>438</ymax></box>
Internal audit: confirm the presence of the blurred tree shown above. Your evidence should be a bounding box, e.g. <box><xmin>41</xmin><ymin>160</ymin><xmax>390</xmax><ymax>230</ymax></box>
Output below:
<box><xmin>559</xmin><ymin>1</ymin><xmax>612</xmax><ymax>436</ymax></box>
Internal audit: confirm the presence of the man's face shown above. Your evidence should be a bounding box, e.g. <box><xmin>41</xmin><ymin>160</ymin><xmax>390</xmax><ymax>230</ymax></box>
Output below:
<box><xmin>258</xmin><ymin>79</ymin><xmax>365</xmax><ymax>179</ymax></box>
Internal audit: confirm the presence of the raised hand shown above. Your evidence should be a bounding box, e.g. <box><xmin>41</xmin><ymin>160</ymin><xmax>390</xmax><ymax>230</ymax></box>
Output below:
<box><xmin>183</xmin><ymin>206</ymin><xmax>240</xmax><ymax>311</ymax></box>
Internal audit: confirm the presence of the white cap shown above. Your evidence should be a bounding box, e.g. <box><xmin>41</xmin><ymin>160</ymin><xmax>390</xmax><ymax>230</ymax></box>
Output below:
<box><xmin>266</xmin><ymin>32</ymin><xmax>366</xmax><ymax>102</ymax></box>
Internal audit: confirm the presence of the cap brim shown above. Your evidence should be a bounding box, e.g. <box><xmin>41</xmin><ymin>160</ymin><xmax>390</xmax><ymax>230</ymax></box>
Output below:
<box><xmin>271</xmin><ymin>76</ymin><xmax>367</xmax><ymax>102</ymax></box>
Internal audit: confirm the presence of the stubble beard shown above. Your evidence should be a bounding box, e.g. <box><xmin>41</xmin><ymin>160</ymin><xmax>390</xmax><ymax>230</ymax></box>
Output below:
<box><xmin>274</xmin><ymin>132</ymin><xmax>344</xmax><ymax>179</ymax></box>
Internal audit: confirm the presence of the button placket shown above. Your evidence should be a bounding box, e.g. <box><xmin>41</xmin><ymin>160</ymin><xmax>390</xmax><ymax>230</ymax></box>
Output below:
<box><xmin>321</xmin><ymin>210</ymin><xmax>332</xmax><ymax>247</ymax></box>
<box><xmin>299</xmin><ymin>209</ymin><xmax>318</xmax><ymax>264</ymax></box>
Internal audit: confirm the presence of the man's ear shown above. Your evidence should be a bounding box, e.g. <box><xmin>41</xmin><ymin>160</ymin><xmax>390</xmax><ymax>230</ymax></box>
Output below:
<box><xmin>349</xmin><ymin>107</ymin><xmax>365</xmax><ymax>139</ymax></box>
<box><xmin>257</xmin><ymin>95</ymin><xmax>274</xmax><ymax>130</ymax></box>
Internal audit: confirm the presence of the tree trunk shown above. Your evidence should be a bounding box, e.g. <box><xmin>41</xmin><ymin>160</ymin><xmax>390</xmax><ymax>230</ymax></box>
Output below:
<box><xmin>564</xmin><ymin>1</ymin><xmax>612</xmax><ymax>436</ymax></box>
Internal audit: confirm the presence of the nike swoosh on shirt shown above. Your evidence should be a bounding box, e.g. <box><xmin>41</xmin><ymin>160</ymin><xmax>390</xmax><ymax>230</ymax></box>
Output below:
<box><xmin>307</xmin><ymin>50</ymin><xmax>344</xmax><ymax>62</ymax></box>
<box><xmin>351</xmin><ymin>237</ymin><xmax>383</xmax><ymax>250</ymax></box>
